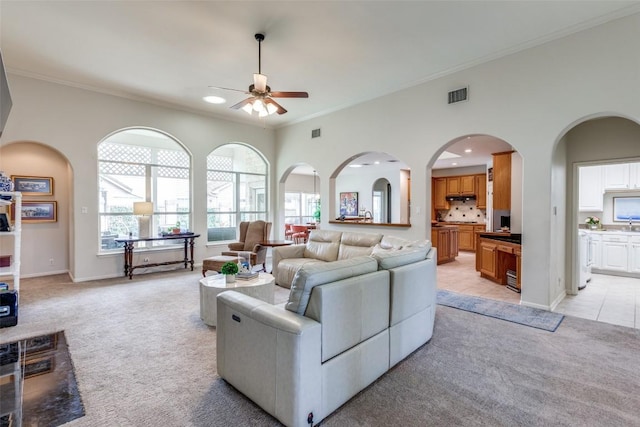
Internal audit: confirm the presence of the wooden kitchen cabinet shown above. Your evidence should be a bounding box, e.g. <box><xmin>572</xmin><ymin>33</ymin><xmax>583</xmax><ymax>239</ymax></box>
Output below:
<box><xmin>458</xmin><ymin>225</ymin><xmax>475</xmax><ymax>251</ymax></box>
<box><xmin>479</xmin><ymin>241</ymin><xmax>498</xmax><ymax>279</ymax></box>
<box><xmin>446</xmin><ymin>175</ymin><xmax>475</xmax><ymax>196</ymax></box>
<box><xmin>431</xmin><ymin>226</ymin><xmax>458</xmax><ymax>265</ymax></box>
<box><xmin>476</xmin><ymin>235</ymin><xmax>521</xmax><ymax>287</ymax></box>
<box><xmin>475</xmin><ymin>174</ymin><xmax>487</xmax><ymax>209</ymax></box>
<box><xmin>433</xmin><ymin>178</ymin><xmax>448</xmax><ymax>210</ymax></box>
<box><xmin>492</xmin><ymin>151</ymin><xmax>512</xmax><ymax>210</ymax></box>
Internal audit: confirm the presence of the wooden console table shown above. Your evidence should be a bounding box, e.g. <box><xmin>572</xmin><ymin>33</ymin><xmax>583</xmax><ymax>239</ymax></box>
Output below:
<box><xmin>115</xmin><ymin>233</ymin><xmax>200</xmax><ymax>279</ymax></box>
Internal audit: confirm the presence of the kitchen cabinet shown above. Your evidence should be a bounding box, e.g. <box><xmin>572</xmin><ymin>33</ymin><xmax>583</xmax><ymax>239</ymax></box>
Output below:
<box><xmin>589</xmin><ymin>233</ymin><xmax>602</xmax><ymax>269</ymax></box>
<box><xmin>476</xmin><ymin>235</ymin><xmax>520</xmax><ymax>287</ymax></box>
<box><xmin>433</xmin><ymin>178</ymin><xmax>448</xmax><ymax>210</ymax></box>
<box><xmin>478</xmin><ymin>240</ymin><xmax>498</xmax><ymax>280</ymax></box>
<box><xmin>600</xmin><ymin>234</ymin><xmax>629</xmax><ymax>272</ymax></box>
<box><xmin>629</xmin><ymin>236</ymin><xmax>640</xmax><ymax>274</ymax></box>
<box><xmin>602</xmin><ymin>163</ymin><xmax>630</xmax><ymax>190</ymax></box>
<box><xmin>631</xmin><ymin>163</ymin><xmax>640</xmax><ymax>190</ymax></box>
<box><xmin>457</xmin><ymin>223</ymin><xmax>486</xmax><ymax>251</ymax></box>
<box><xmin>431</xmin><ymin>226</ymin><xmax>458</xmax><ymax>265</ymax></box>
<box><xmin>578</xmin><ymin>165</ymin><xmax>603</xmax><ymax>211</ymax></box>
<box><xmin>492</xmin><ymin>151</ymin><xmax>512</xmax><ymax>210</ymax></box>
<box><xmin>0</xmin><ymin>191</ymin><xmax>22</xmax><ymax>293</ymax></box>
<box><xmin>475</xmin><ymin>174</ymin><xmax>487</xmax><ymax>209</ymax></box>
<box><xmin>446</xmin><ymin>175</ymin><xmax>475</xmax><ymax>196</ymax></box>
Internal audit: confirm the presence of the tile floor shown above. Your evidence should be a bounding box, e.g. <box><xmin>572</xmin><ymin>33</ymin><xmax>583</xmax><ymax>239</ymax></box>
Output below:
<box><xmin>437</xmin><ymin>251</ymin><xmax>640</xmax><ymax>329</ymax></box>
<box><xmin>554</xmin><ymin>273</ymin><xmax>640</xmax><ymax>329</ymax></box>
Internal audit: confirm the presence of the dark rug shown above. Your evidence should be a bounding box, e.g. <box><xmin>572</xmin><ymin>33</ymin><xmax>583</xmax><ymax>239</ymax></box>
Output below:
<box><xmin>0</xmin><ymin>331</ymin><xmax>84</xmax><ymax>426</ymax></box>
<box><xmin>437</xmin><ymin>289</ymin><xmax>564</xmax><ymax>332</ymax></box>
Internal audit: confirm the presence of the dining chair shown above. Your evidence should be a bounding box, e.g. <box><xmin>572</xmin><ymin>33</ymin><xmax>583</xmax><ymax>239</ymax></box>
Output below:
<box><xmin>291</xmin><ymin>224</ymin><xmax>309</xmax><ymax>244</ymax></box>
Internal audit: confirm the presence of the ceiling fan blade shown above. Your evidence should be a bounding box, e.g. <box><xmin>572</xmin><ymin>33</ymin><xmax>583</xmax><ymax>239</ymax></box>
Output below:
<box><xmin>254</xmin><ymin>73</ymin><xmax>268</xmax><ymax>93</ymax></box>
<box><xmin>264</xmin><ymin>98</ymin><xmax>287</xmax><ymax>115</ymax></box>
<box><xmin>208</xmin><ymin>85</ymin><xmax>249</xmax><ymax>94</ymax></box>
<box><xmin>230</xmin><ymin>97</ymin><xmax>255</xmax><ymax>110</ymax></box>
<box><xmin>269</xmin><ymin>91</ymin><xmax>309</xmax><ymax>98</ymax></box>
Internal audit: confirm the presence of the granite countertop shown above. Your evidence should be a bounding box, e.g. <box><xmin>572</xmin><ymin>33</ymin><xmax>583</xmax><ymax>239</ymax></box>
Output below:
<box><xmin>479</xmin><ymin>233</ymin><xmax>522</xmax><ymax>244</ymax></box>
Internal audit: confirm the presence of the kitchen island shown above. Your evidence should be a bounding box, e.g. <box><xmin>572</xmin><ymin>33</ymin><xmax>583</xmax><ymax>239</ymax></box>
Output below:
<box><xmin>475</xmin><ymin>232</ymin><xmax>522</xmax><ymax>292</ymax></box>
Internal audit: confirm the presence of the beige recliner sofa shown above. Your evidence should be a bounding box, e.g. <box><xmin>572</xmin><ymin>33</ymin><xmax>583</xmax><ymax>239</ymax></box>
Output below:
<box><xmin>216</xmin><ymin>230</ymin><xmax>436</xmax><ymax>427</ymax></box>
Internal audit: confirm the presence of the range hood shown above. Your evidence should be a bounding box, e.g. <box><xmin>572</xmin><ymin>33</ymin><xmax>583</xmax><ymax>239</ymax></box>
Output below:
<box><xmin>446</xmin><ymin>195</ymin><xmax>476</xmax><ymax>201</ymax></box>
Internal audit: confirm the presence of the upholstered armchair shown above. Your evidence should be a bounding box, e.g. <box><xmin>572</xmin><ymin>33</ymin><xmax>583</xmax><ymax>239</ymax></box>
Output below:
<box><xmin>222</xmin><ymin>220</ymin><xmax>272</xmax><ymax>271</ymax></box>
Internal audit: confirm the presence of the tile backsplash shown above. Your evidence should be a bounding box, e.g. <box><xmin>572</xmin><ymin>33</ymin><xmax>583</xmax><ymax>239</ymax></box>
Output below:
<box><xmin>437</xmin><ymin>200</ymin><xmax>487</xmax><ymax>223</ymax></box>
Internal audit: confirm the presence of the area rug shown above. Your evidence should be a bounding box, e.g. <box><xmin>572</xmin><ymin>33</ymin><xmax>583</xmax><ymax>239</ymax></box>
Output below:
<box><xmin>436</xmin><ymin>289</ymin><xmax>564</xmax><ymax>332</ymax></box>
<box><xmin>0</xmin><ymin>330</ymin><xmax>84</xmax><ymax>426</ymax></box>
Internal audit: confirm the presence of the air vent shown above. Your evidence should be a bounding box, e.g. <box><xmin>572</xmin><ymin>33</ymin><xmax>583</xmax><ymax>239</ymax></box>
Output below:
<box><xmin>311</xmin><ymin>128</ymin><xmax>321</xmax><ymax>138</ymax></box>
<box><xmin>448</xmin><ymin>87</ymin><xmax>468</xmax><ymax>104</ymax></box>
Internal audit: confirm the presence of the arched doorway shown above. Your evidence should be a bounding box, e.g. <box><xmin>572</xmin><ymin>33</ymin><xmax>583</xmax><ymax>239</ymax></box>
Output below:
<box><xmin>552</xmin><ymin>116</ymin><xmax>640</xmax><ymax>327</ymax></box>
<box><xmin>428</xmin><ymin>134</ymin><xmax>523</xmax><ymax>304</ymax></box>
<box><xmin>0</xmin><ymin>141</ymin><xmax>72</xmax><ymax>277</ymax></box>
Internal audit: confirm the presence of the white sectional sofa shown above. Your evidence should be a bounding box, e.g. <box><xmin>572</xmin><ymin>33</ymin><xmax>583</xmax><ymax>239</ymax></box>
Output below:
<box><xmin>216</xmin><ymin>230</ymin><xmax>436</xmax><ymax>427</ymax></box>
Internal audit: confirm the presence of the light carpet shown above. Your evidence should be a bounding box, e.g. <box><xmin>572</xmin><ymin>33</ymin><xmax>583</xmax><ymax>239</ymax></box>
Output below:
<box><xmin>437</xmin><ymin>289</ymin><xmax>565</xmax><ymax>332</ymax></box>
<box><xmin>1</xmin><ymin>271</ymin><xmax>639</xmax><ymax>426</ymax></box>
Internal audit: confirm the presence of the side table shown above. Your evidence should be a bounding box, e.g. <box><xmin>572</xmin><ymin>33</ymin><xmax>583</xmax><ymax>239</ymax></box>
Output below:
<box><xmin>199</xmin><ymin>272</ymin><xmax>275</xmax><ymax>327</ymax></box>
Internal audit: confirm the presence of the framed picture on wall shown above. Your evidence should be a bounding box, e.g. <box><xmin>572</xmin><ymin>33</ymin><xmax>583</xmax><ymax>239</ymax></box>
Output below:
<box><xmin>339</xmin><ymin>192</ymin><xmax>358</xmax><ymax>217</ymax></box>
<box><xmin>11</xmin><ymin>176</ymin><xmax>54</xmax><ymax>196</ymax></box>
<box><xmin>10</xmin><ymin>201</ymin><xmax>57</xmax><ymax>223</ymax></box>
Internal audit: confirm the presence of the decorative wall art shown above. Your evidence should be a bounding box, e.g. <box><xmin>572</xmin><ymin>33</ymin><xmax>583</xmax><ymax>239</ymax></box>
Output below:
<box><xmin>11</xmin><ymin>201</ymin><xmax>57</xmax><ymax>223</ymax></box>
<box><xmin>339</xmin><ymin>192</ymin><xmax>358</xmax><ymax>217</ymax></box>
<box><xmin>11</xmin><ymin>175</ymin><xmax>54</xmax><ymax>196</ymax></box>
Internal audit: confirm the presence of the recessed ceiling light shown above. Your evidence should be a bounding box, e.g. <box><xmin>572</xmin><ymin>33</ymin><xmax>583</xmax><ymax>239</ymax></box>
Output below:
<box><xmin>374</xmin><ymin>161</ymin><xmax>380</xmax><ymax>165</ymax></box>
<box><xmin>349</xmin><ymin>164</ymin><xmax>363</xmax><ymax>168</ymax></box>
<box><xmin>452</xmin><ymin>162</ymin><xmax>458</xmax><ymax>166</ymax></box>
<box><xmin>203</xmin><ymin>95</ymin><xmax>226</xmax><ymax>104</ymax></box>
<box><xmin>465</xmin><ymin>149</ymin><xmax>472</xmax><ymax>153</ymax></box>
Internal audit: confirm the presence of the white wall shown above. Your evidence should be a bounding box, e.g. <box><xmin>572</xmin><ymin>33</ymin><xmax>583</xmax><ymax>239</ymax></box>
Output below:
<box><xmin>276</xmin><ymin>13</ymin><xmax>640</xmax><ymax>309</ymax></box>
<box><xmin>0</xmin><ymin>75</ymin><xmax>276</xmax><ymax>281</ymax></box>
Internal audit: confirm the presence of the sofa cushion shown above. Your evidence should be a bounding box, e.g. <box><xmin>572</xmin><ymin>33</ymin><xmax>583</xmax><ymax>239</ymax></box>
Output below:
<box><xmin>276</xmin><ymin>258</ymin><xmax>325</xmax><ymax>289</ymax></box>
<box><xmin>304</xmin><ymin>230</ymin><xmax>342</xmax><ymax>262</ymax></box>
<box><xmin>337</xmin><ymin>232</ymin><xmax>382</xmax><ymax>260</ymax></box>
<box><xmin>379</xmin><ymin>235</ymin><xmax>411</xmax><ymax>250</ymax></box>
<box><xmin>371</xmin><ymin>245</ymin><xmax>430</xmax><ymax>269</ymax></box>
<box><xmin>285</xmin><ymin>256</ymin><xmax>378</xmax><ymax>315</ymax></box>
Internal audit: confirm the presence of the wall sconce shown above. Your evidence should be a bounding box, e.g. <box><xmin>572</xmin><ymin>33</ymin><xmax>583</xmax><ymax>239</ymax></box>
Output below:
<box><xmin>133</xmin><ymin>201</ymin><xmax>153</xmax><ymax>238</ymax></box>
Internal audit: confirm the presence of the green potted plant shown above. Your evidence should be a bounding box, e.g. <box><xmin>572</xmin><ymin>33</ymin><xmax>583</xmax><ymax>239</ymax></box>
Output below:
<box><xmin>221</xmin><ymin>261</ymin><xmax>239</xmax><ymax>283</ymax></box>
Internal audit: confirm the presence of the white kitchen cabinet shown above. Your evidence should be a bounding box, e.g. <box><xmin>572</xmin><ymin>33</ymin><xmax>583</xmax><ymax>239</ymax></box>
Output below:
<box><xmin>588</xmin><ymin>232</ymin><xmax>602</xmax><ymax>269</ymax></box>
<box><xmin>629</xmin><ymin>236</ymin><xmax>640</xmax><ymax>274</ymax></box>
<box><xmin>630</xmin><ymin>163</ymin><xmax>640</xmax><ymax>190</ymax></box>
<box><xmin>603</xmin><ymin>163</ymin><xmax>630</xmax><ymax>190</ymax></box>
<box><xmin>0</xmin><ymin>191</ymin><xmax>22</xmax><ymax>293</ymax></box>
<box><xmin>578</xmin><ymin>165</ymin><xmax>603</xmax><ymax>211</ymax></box>
<box><xmin>600</xmin><ymin>234</ymin><xmax>629</xmax><ymax>272</ymax></box>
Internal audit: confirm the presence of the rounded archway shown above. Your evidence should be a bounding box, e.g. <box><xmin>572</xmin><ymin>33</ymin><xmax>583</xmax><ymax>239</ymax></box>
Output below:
<box><xmin>0</xmin><ymin>140</ymin><xmax>72</xmax><ymax>277</ymax></box>
<box><xmin>278</xmin><ymin>163</ymin><xmax>320</xmax><ymax>239</ymax></box>
<box><xmin>330</xmin><ymin>152</ymin><xmax>410</xmax><ymax>225</ymax></box>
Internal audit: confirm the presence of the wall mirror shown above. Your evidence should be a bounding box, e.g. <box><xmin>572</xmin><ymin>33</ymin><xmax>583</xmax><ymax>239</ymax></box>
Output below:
<box><xmin>330</xmin><ymin>152</ymin><xmax>410</xmax><ymax>226</ymax></box>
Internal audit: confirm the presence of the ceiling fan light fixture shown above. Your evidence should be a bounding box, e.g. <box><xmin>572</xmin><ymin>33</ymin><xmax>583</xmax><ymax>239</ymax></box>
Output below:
<box><xmin>254</xmin><ymin>73</ymin><xmax>268</xmax><ymax>93</ymax></box>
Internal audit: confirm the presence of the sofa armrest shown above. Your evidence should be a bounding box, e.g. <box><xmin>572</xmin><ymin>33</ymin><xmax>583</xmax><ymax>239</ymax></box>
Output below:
<box><xmin>217</xmin><ymin>291</ymin><xmax>322</xmax><ymax>427</ymax></box>
<box><xmin>272</xmin><ymin>244</ymin><xmax>306</xmax><ymax>276</ymax></box>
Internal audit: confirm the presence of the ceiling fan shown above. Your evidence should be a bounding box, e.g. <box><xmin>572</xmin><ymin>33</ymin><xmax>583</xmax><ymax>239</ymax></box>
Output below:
<box><xmin>210</xmin><ymin>33</ymin><xmax>308</xmax><ymax>117</ymax></box>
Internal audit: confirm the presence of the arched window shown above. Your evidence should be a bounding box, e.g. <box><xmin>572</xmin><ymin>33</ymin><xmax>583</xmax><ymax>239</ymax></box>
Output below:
<box><xmin>206</xmin><ymin>144</ymin><xmax>267</xmax><ymax>242</ymax></box>
<box><xmin>98</xmin><ymin>129</ymin><xmax>191</xmax><ymax>250</ymax></box>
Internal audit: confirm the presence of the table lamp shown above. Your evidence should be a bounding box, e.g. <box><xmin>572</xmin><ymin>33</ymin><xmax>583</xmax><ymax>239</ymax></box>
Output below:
<box><xmin>133</xmin><ymin>201</ymin><xmax>153</xmax><ymax>238</ymax></box>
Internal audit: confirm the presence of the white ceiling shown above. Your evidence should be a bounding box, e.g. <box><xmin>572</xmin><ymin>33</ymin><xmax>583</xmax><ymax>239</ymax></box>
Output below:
<box><xmin>2</xmin><ymin>1</ymin><xmax>639</xmax><ymax>132</ymax></box>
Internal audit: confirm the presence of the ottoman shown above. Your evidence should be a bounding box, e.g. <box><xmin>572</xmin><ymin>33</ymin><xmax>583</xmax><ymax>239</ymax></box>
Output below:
<box><xmin>202</xmin><ymin>255</ymin><xmax>240</xmax><ymax>277</ymax></box>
